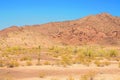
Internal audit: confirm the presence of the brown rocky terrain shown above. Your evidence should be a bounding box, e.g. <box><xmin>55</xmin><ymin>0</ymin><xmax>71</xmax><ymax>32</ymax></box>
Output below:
<box><xmin>0</xmin><ymin>13</ymin><xmax>120</xmax><ymax>47</ymax></box>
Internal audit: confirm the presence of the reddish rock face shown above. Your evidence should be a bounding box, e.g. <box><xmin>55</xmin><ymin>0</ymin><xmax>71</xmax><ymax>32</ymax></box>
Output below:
<box><xmin>50</xmin><ymin>13</ymin><xmax>120</xmax><ymax>45</ymax></box>
<box><xmin>0</xmin><ymin>13</ymin><xmax>120</xmax><ymax>47</ymax></box>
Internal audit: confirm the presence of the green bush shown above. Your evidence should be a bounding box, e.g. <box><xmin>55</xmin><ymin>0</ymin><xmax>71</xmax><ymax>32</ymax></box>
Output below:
<box><xmin>108</xmin><ymin>49</ymin><xmax>118</xmax><ymax>57</ymax></box>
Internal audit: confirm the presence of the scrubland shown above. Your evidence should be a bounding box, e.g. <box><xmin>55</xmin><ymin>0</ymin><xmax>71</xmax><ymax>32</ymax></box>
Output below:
<box><xmin>0</xmin><ymin>45</ymin><xmax>120</xmax><ymax>80</ymax></box>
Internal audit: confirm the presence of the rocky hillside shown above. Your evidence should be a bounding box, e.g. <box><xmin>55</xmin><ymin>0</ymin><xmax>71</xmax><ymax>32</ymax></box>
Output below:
<box><xmin>0</xmin><ymin>13</ymin><xmax>120</xmax><ymax>47</ymax></box>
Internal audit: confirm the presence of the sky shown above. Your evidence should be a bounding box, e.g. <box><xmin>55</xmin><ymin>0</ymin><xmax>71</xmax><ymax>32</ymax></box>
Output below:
<box><xmin>0</xmin><ymin>0</ymin><xmax>120</xmax><ymax>30</ymax></box>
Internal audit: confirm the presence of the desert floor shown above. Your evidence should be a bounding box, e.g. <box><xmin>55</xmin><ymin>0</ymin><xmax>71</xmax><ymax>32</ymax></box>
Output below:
<box><xmin>0</xmin><ymin>64</ymin><xmax>120</xmax><ymax>80</ymax></box>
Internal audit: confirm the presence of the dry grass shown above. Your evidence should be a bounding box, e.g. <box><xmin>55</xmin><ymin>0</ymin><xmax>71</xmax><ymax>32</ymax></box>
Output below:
<box><xmin>0</xmin><ymin>45</ymin><xmax>119</xmax><ymax>68</ymax></box>
<box><xmin>39</xmin><ymin>72</ymin><xmax>46</xmax><ymax>78</ymax></box>
<box><xmin>67</xmin><ymin>76</ymin><xmax>75</xmax><ymax>80</ymax></box>
<box><xmin>80</xmin><ymin>70</ymin><xmax>97</xmax><ymax>80</ymax></box>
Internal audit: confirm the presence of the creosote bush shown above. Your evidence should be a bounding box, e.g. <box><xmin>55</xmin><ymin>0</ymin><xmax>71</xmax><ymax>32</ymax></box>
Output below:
<box><xmin>50</xmin><ymin>78</ymin><xmax>59</xmax><ymax>80</ymax></box>
<box><xmin>80</xmin><ymin>70</ymin><xmax>97</xmax><ymax>80</ymax></box>
<box><xmin>44</xmin><ymin>61</ymin><xmax>51</xmax><ymax>65</ymax></box>
<box><xmin>26</xmin><ymin>61</ymin><xmax>32</xmax><ymax>66</ymax></box>
<box><xmin>67</xmin><ymin>76</ymin><xmax>75</xmax><ymax>80</ymax></box>
<box><xmin>0</xmin><ymin>60</ymin><xmax>4</xmax><ymax>67</ymax></box>
<box><xmin>39</xmin><ymin>72</ymin><xmax>46</xmax><ymax>78</ymax></box>
<box><xmin>7</xmin><ymin>60</ymin><xmax>19</xmax><ymax>68</ymax></box>
<box><xmin>20</xmin><ymin>56</ymin><xmax>32</xmax><ymax>61</ymax></box>
<box><xmin>94</xmin><ymin>60</ymin><xmax>110</xmax><ymax>67</ymax></box>
<box><xmin>60</xmin><ymin>54</ymin><xmax>72</xmax><ymax>66</ymax></box>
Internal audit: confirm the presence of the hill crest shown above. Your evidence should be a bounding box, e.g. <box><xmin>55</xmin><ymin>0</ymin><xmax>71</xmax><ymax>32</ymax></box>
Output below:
<box><xmin>0</xmin><ymin>13</ymin><xmax>120</xmax><ymax>47</ymax></box>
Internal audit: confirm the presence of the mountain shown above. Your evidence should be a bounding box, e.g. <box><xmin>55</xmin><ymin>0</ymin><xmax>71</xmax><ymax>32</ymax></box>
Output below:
<box><xmin>0</xmin><ymin>13</ymin><xmax>120</xmax><ymax>48</ymax></box>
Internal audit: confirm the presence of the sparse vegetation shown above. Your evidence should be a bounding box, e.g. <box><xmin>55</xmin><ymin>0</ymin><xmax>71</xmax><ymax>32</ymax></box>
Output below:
<box><xmin>44</xmin><ymin>61</ymin><xmax>51</xmax><ymax>65</ymax></box>
<box><xmin>26</xmin><ymin>60</ymin><xmax>32</xmax><ymax>66</ymax></box>
<box><xmin>0</xmin><ymin>45</ymin><xmax>119</xmax><ymax>68</ymax></box>
<box><xmin>67</xmin><ymin>76</ymin><xmax>75</xmax><ymax>80</ymax></box>
<box><xmin>20</xmin><ymin>56</ymin><xmax>32</xmax><ymax>61</ymax></box>
<box><xmin>0</xmin><ymin>59</ymin><xmax>4</xmax><ymax>67</ymax></box>
<box><xmin>51</xmin><ymin>78</ymin><xmax>59</xmax><ymax>80</ymax></box>
<box><xmin>80</xmin><ymin>71</ymin><xmax>97</xmax><ymax>80</ymax></box>
<box><xmin>6</xmin><ymin>60</ymin><xmax>19</xmax><ymax>68</ymax></box>
<box><xmin>0</xmin><ymin>45</ymin><xmax>119</xmax><ymax>80</ymax></box>
<box><xmin>39</xmin><ymin>72</ymin><xmax>46</xmax><ymax>78</ymax></box>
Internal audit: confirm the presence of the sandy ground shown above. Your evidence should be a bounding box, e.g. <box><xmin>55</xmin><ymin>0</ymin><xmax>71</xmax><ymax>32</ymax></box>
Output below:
<box><xmin>0</xmin><ymin>64</ymin><xmax>120</xmax><ymax>80</ymax></box>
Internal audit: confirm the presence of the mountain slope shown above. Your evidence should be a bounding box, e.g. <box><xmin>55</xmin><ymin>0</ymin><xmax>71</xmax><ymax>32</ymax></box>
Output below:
<box><xmin>0</xmin><ymin>13</ymin><xmax>120</xmax><ymax>47</ymax></box>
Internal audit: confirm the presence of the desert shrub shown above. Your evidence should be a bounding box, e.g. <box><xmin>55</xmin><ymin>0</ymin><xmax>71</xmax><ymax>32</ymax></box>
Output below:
<box><xmin>101</xmin><ymin>49</ymin><xmax>118</xmax><ymax>59</ymax></box>
<box><xmin>83</xmin><ymin>48</ymin><xmax>95</xmax><ymax>58</ymax></box>
<box><xmin>115</xmin><ymin>57</ymin><xmax>120</xmax><ymax>62</ymax></box>
<box><xmin>94</xmin><ymin>60</ymin><xmax>104</xmax><ymax>67</ymax></box>
<box><xmin>82</xmin><ymin>59</ymin><xmax>92</xmax><ymax>66</ymax></box>
<box><xmin>94</xmin><ymin>60</ymin><xmax>110</xmax><ymax>67</ymax></box>
<box><xmin>44</xmin><ymin>61</ymin><xmax>50</xmax><ymax>65</ymax></box>
<box><xmin>50</xmin><ymin>78</ymin><xmax>59</xmax><ymax>80</ymax></box>
<box><xmin>110</xmin><ymin>50</ymin><xmax>118</xmax><ymax>57</ymax></box>
<box><xmin>5</xmin><ymin>46</ymin><xmax>23</xmax><ymax>55</ymax></box>
<box><xmin>108</xmin><ymin>49</ymin><xmax>118</xmax><ymax>57</ymax></box>
<box><xmin>26</xmin><ymin>61</ymin><xmax>32</xmax><ymax>66</ymax></box>
<box><xmin>49</xmin><ymin>46</ymin><xmax>61</xmax><ymax>53</ymax></box>
<box><xmin>0</xmin><ymin>60</ymin><xmax>4</xmax><ymax>67</ymax></box>
<box><xmin>20</xmin><ymin>56</ymin><xmax>32</xmax><ymax>61</ymax></box>
<box><xmin>67</xmin><ymin>76</ymin><xmax>75</xmax><ymax>80</ymax></box>
<box><xmin>75</xmin><ymin>54</ymin><xmax>85</xmax><ymax>64</ymax></box>
<box><xmin>6</xmin><ymin>60</ymin><xmax>19</xmax><ymax>68</ymax></box>
<box><xmin>80</xmin><ymin>75</ymin><xmax>88</xmax><ymax>80</ymax></box>
<box><xmin>60</xmin><ymin>54</ymin><xmax>72</xmax><ymax>66</ymax></box>
<box><xmin>103</xmin><ymin>61</ymin><xmax>110</xmax><ymax>66</ymax></box>
<box><xmin>39</xmin><ymin>72</ymin><xmax>46</xmax><ymax>78</ymax></box>
<box><xmin>80</xmin><ymin>71</ymin><xmax>96</xmax><ymax>80</ymax></box>
<box><xmin>75</xmin><ymin>52</ymin><xmax>92</xmax><ymax>66</ymax></box>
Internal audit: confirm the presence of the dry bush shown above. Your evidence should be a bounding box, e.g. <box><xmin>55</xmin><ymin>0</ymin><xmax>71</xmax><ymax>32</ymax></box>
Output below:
<box><xmin>103</xmin><ymin>61</ymin><xmax>110</xmax><ymax>66</ymax></box>
<box><xmin>44</xmin><ymin>61</ymin><xmax>51</xmax><ymax>65</ymax></box>
<box><xmin>60</xmin><ymin>54</ymin><xmax>72</xmax><ymax>67</ymax></box>
<box><xmin>50</xmin><ymin>78</ymin><xmax>59</xmax><ymax>80</ymax></box>
<box><xmin>94</xmin><ymin>60</ymin><xmax>110</xmax><ymax>67</ymax></box>
<box><xmin>0</xmin><ymin>60</ymin><xmax>4</xmax><ymax>67</ymax></box>
<box><xmin>108</xmin><ymin>49</ymin><xmax>118</xmax><ymax>57</ymax></box>
<box><xmin>6</xmin><ymin>60</ymin><xmax>19</xmax><ymax>68</ymax></box>
<box><xmin>94</xmin><ymin>60</ymin><xmax>104</xmax><ymax>67</ymax></box>
<box><xmin>26</xmin><ymin>61</ymin><xmax>32</xmax><ymax>66</ymax></box>
<box><xmin>80</xmin><ymin>70</ymin><xmax>97</xmax><ymax>80</ymax></box>
<box><xmin>20</xmin><ymin>56</ymin><xmax>32</xmax><ymax>61</ymax></box>
<box><xmin>67</xmin><ymin>76</ymin><xmax>75</xmax><ymax>80</ymax></box>
<box><xmin>39</xmin><ymin>72</ymin><xmax>46</xmax><ymax>78</ymax></box>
